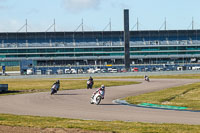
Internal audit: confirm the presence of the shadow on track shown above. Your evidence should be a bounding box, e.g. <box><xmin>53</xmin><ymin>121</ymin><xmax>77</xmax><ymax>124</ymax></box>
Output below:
<box><xmin>53</xmin><ymin>93</ymin><xmax>78</xmax><ymax>96</ymax></box>
<box><xmin>99</xmin><ymin>103</ymin><xmax>120</xmax><ymax>106</ymax></box>
<box><xmin>0</xmin><ymin>91</ymin><xmax>21</xmax><ymax>95</ymax></box>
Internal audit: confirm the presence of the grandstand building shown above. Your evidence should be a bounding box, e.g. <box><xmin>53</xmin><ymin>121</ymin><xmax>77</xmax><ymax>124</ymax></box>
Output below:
<box><xmin>0</xmin><ymin>29</ymin><xmax>200</xmax><ymax>68</ymax></box>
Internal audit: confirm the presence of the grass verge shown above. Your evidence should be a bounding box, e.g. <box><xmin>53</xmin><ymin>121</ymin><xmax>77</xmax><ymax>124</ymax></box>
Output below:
<box><xmin>124</xmin><ymin>82</ymin><xmax>200</xmax><ymax>110</ymax></box>
<box><xmin>0</xmin><ymin>114</ymin><xmax>200</xmax><ymax>133</ymax></box>
<box><xmin>0</xmin><ymin>79</ymin><xmax>139</xmax><ymax>96</ymax></box>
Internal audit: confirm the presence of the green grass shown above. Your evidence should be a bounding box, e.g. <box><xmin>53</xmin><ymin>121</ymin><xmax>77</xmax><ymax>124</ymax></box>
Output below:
<box><xmin>0</xmin><ymin>79</ymin><xmax>139</xmax><ymax>96</ymax></box>
<box><xmin>0</xmin><ymin>114</ymin><xmax>199</xmax><ymax>133</ymax></box>
<box><xmin>124</xmin><ymin>82</ymin><xmax>200</xmax><ymax>110</ymax></box>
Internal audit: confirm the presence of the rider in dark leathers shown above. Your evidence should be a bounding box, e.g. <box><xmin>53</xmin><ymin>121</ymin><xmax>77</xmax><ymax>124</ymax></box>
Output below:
<box><xmin>51</xmin><ymin>80</ymin><xmax>60</xmax><ymax>95</ymax></box>
<box><xmin>89</xmin><ymin>76</ymin><xmax>93</xmax><ymax>84</ymax></box>
<box><xmin>87</xmin><ymin>76</ymin><xmax>94</xmax><ymax>89</ymax></box>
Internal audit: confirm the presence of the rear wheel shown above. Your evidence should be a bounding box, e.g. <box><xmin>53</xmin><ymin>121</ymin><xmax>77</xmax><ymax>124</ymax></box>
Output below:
<box><xmin>90</xmin><ymin>84</ymin><xmax>93</xmax><ymax>89</ymax></box>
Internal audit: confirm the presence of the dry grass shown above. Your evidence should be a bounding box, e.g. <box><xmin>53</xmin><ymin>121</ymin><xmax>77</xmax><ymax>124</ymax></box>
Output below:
<box><xmin>0</xmin><ymin>79</ymin><xmax>139</xmax><ymax>95</ymax></box>
<box><xmin>0</xmin><ymin>114</ymin><xmax>200</xmax><ymax>133</ymax></box>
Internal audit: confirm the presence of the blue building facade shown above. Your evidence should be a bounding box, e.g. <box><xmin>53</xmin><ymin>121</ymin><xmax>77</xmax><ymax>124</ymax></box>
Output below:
<box><xmin>0</xmin><ymin>30</ymin><xmax>200</xmax><ymax>67</ymax></box>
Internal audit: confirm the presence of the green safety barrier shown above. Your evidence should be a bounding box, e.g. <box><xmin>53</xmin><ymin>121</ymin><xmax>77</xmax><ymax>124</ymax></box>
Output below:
<box><xmin>138</xmin><ymin>103</ymin><xmax>188</xmax><ymax>110</ymax></box>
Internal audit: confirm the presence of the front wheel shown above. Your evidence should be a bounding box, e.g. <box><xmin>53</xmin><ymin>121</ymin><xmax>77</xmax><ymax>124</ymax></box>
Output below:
<box><xmin>51</xmin><ymin>89</ymin><xmax>56</xmax><ymax>95</ymax></box>
<box><xmin>95</xmin><ymin>96</ymin><xmax>102</xmax><ymax>105</ymax></box>
<box><xmin>90</xmin><ymin>97</ymin><xmax>94</xmax><ymax>104</ymax></box>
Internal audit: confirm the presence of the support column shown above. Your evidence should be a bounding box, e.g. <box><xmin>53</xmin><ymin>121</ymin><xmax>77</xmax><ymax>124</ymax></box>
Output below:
<box><xmin>124</xmin><ymin>9</ymin><xmax>130</xmax><ymax>71</ymax></box>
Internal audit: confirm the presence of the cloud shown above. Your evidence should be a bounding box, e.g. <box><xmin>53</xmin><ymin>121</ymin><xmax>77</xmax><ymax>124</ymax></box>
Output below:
<box><xmin>26</xmin><ymin>8</ymin><xmax>39</xmax><ymax>15</ymax></box>
<box><xmin>0</xmin><ymin>0</ymin><xmax>9</xmax><ymax>10</ymax></box>
<box><xmin>0</xmin><ymin>19</ymin><xmax>20</xmax><ymax>32</ymax></box>
<box><xmin>110</xmin><ymin>1</ymin><xmax>130</xmax><ymax>9</ymax></box>
<box><xmin>62</xmin><ymin>0</ymin><xmax>101</xmax><ymax>13</ymax></box>
<box><xmin>0</xmin><ymin>5</ymin><xmax>5</xmax><ymax>9</ymax></box>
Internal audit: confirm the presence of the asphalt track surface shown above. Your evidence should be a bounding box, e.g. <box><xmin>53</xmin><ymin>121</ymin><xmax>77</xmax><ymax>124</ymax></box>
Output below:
<box><xmin>0</xmin><ymin>79</ymin><xmax>200</xmax><ymax>125</ymax></box>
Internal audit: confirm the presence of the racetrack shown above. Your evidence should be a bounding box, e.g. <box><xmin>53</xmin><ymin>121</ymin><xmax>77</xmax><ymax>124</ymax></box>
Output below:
<box><xmin>0</xmin><ymin>79</ymin><xmax>200</xmax><ymax>125</ymax></box>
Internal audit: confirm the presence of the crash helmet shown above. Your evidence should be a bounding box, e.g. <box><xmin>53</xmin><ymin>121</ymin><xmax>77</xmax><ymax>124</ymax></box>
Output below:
<box><xmin>101</xmin><ymin>85</ymin><xmax>105</xmax><ymax>90</ymax></box>
<box><xmin>57</xmin><ymin>80</ymin><xmax>60</xmax><ymax>84</ymax></box>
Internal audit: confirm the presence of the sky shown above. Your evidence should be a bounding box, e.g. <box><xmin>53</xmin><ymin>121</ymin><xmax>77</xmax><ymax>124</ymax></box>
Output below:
<box><xmin>0</xmin><ymin>0</ymin><xmax>200</xmax><ymax>32</ymax></box>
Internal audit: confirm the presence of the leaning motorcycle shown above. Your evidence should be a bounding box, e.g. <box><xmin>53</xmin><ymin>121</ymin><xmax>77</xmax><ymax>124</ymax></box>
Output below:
<box><xmin>51</xmin><ymin>84</ymin><xmax>59</xmax><ymax>95</ymax></box>
<box><xmin>87</xmin><ymin>80</ymin><xmax>93</xmax><ymax>89</ymax></box>
<box><xmin>145</xmin><ymin>77</ymin><xmax>150</xmax><ymax>82</ymax></box>
<box><xmin>90</xmin><ymin>90</ymin><xmax>104</xmax><ymax>105</ymax></box>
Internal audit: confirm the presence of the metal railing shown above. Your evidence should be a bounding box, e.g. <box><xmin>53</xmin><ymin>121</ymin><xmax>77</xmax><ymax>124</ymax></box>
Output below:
<box><xmin>1</xmin><ymin>40</ymin><xmax>200</xmax><ymax>48</ymax></box>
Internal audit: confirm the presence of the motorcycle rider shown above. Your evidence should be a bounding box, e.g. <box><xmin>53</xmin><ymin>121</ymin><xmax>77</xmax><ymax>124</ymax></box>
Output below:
<box><xmin>92</xmin><ymin>85</ymin><xmax>105</xmax><ymax>99</ymax></box>
<box><xmin>51</xmin><ymin>80</ymin><xmax>60</xmax><ymax>95</ymax></box>
<box><xmin>56</xmin><ymin>80</ymin><xmax>60</xmax><ymax>91</ymax></box>
<box><xmin>87</xmin><ymin>76</ymin><xmax>94</xmax><ymax>89</ymax></box>
<box><xmin>89</xmin><ymin>76</ymin><xmax>94</xmax><ymax>85</ymax></box>
<box><xmin>144</xmin><ymin>75</ymin><xmax>149</xmax><ymax>81</ymax></box>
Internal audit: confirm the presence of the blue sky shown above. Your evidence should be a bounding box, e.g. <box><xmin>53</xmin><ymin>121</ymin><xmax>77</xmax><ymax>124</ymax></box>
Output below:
<box><xmin>0</xmin><ymin>0</ymin><xmax>200</xmax><ymax>32</ymax></box>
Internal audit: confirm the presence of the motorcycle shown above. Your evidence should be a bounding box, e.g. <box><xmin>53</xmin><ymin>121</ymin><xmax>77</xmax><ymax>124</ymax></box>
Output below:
<box><xmin>87</xmin><ymin>80</ymin><xmax>93</xmax><ymax>89</ymax></box>
<box><xmin>51</xmin><ymin>83</ymin><xmax>59</xmax><ymax>95</ymax></box>
<box><xmin>90</xmin><ymin>90</ymin><xmax>104</xmax><ymax>105</ymax></box>
<box><xmin>145</xmin><ymin>76</ymin><xmax>150</xmax><ymax>82</ymax></box>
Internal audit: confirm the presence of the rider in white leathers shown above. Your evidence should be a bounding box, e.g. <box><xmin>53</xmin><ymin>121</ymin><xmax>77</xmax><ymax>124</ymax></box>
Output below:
<box><xmin>91</xmin><ymin>85</ymin><xmax>105</xmax><ymax>105</ymax></box>
<box><xmin>92</xmin><ymin>85</ymin><xmax>105</xmax><ymax>99</ymax></box>
<box><xmin>144</xmin><ymin>75</ymin><xmax>150</xmax><ymax>82</ymax></box>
